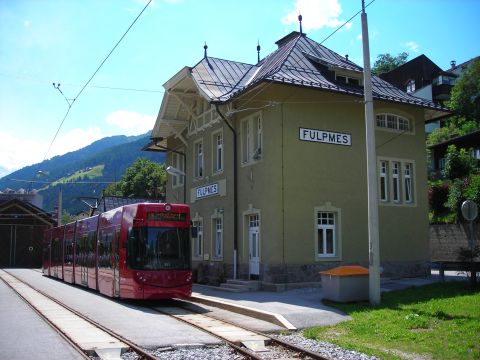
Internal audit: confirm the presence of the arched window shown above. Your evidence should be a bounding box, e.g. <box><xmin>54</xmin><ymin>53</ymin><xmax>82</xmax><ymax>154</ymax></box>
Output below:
<box><xmin>376</xmin><ymin>113</ymin><xmax>412</xmax><ymax>133</ymax></box>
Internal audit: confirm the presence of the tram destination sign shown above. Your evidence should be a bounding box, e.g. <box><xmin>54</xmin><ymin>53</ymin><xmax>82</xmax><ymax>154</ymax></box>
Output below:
<box><xmin>299</xmin><ymin>127</ymin><xmax>351</xmax><ymax>146</ymax></box>
<box><xmin>147</xmin><ymin>212</ymin><xmax>186</xmax><ymax>222</ymax></box>
<box><xmin>196</xmin><ymin>183</ymin><xmax>219</xmax><ymax>199</ymax></box>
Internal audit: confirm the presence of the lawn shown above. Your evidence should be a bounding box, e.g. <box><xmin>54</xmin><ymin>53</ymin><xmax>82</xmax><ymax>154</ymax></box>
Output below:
<box><xmin>304</xmin><ymin>282</ymin><xmax>480</xmax><ymax>360</ymax></box>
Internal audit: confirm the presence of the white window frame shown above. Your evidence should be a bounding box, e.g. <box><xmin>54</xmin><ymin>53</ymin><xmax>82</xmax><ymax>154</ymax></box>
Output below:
<box><xmin>192</xmin><ymin>215</ymin><xmax>203</xmax><ymax>259</ymax></box>
<box><xmin>212</xmin><ymin>130</ymin><xmax>223</xmax><ymax>174</ymax></box>
<box><xmin>211</xmin><ymin>212</ymin><xmax>223</xmax><ymax>260</ymax></box>
<box><xmin>241</xmin><ymin>113</ymin><xmax>263</xmax><ymax>165</ymax></box>
<box><xmin>378</xmin><ymin>157</ymin><xmax>416</xmax><ymax>206</ymax></box>
<box><xmin>193</xmin><ymin>140</ymin><xmax>204</xmax><ymax>179</ymax></box>
<box><xmin>376</xmin><ymin>113</ymin><xmax>413</xmax><ymax>134</ymax></box>
<box><xmin>314</xmin><ymin>203</ymin><xmax>342</xmax><ymax>261</ymax></box>
<box><xmin>404</xmin><ymin>163</ymin><xmax>413</xmax><ymax>203</ymax></box>
<box><xmin>380</xmin><ymin>160</ymin><xmax>388</xmax><ymax>202</ymax></box>
<box><xmin>171</xmin><ymin>149</ymin><xmax>184</xmax><ymax>188</ymax></box>
<box><xmin>392</xmin><ymin>161</ymin><xmax>401</xmax><ymax>203</ymax></box>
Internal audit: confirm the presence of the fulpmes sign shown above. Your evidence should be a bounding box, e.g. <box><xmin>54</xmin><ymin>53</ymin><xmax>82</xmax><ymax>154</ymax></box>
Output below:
<box><xmin>299</xmin><ymin>127</ymin><xmax>351</xmax><ymax>146</ymax></box>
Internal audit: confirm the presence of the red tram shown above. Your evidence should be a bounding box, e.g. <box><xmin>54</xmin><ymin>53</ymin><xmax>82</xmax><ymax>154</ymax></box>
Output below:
<box><xmin>42</xmin><ymin>203</ymin><xmax>192</xmax><ymax>299</ymax></box>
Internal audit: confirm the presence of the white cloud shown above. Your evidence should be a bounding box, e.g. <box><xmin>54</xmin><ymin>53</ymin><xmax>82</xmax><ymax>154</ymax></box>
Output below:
<box><xmin>406</xmin><ymin>41</ymin><xmax>419</xmax><ymax>53</ymax></box>
<box><xmin>23</xmin><ymin>20</ymin><xmax>30</xmax><ymax>27</ymax></box>
<box><xmin>281</xmin><ymin>0</ymin><xmax>351</xmax><ymax>32</ymax></box>
<box><xmin>357</xmin><ymin>33</ymin><xmax>362</xmax><ymax>41</ymax></box>
<box><xmin>0</xmin><ymin>127</ymin><xmax>103</xmax><ymax>174</ymax></box>
<box><xmin>105</xmin><ymin>110</ymin><xmax>155</xmax><ymax>136</ymax></box>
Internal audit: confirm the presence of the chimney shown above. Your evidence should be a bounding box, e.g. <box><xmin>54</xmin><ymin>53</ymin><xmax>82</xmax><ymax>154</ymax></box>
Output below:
<box><xmin>345</xmin><ymin>54</ymin><xmax>349</xmax><ymax>61</ymax></box>
<box><xmin>450</xmin><ymin>60</ymin><xmax>456</xmax><ymax>69</ymax></box>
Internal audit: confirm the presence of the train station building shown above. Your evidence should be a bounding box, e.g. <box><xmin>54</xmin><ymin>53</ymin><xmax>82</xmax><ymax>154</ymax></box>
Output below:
<box><xmin>145</xmin><ymin>31</ymin><xmax>449</xmax><ymax>286</ymax></box>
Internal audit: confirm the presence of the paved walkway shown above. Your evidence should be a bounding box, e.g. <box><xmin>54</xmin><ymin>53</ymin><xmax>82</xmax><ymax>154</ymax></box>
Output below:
<box><xmin>192</xmin><ymin>272</ymin><xmax>468</xmax><ymax>329</ymax></box>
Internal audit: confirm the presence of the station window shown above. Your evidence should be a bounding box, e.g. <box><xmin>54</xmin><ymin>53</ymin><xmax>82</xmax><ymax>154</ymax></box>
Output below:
<box><xmin>171</xmin><ymin>149</ymin><xmax>185</xmax><ymax>187</ymax></box>
<box><xmin>194</xmin><ymin>140</ymin><xmax>203</xmax><ymax>179</ymax></box>
<box><xmin>212</xmin><ymin>216</ymin><xmax>223</xmax><ymax>259</ymax></box>
<box><xmin>212</xmin><ymin>130</ymin><xmax>223</xmax><ymax>173</ymax></box>
<box><xmin>192</xmin><ymin>217</ymin><xmax>203</xmax><ymax>259</ymax></box>
<box><xmin>378</xmin><ymin>158</ymin><xmax>415</xmax><ymax>205</ymax></box>
<box><xmin>376</xmin><ymin>113</ymin><xmax>412</xmax><ymax>133</ymax></box>
<box><xmin>380</xmin><ymin>160</ymin><xmax>388</xmax><ymax>202</ymax></box>
<box><xmin>241</xmin><ymin>113</ymin><xmax>263</xmax><ymax>164</ymax></box>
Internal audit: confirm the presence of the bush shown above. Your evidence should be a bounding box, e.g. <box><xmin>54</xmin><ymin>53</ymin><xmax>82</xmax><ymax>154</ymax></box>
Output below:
<box><xmin>464</xmin><ymin>174</ymin><xmax>480</xmax><ymax>204</ymax></box>
<box><xmin>445</xmin><ymin>179</ymin><xmax>464</xmax><ymax>217</ymax></box>
<box><xmin>428</xmin><ymin>181</ymin><xmax>450</xmax><ymax>215</ymax></box>
<box><xmin>442</xmin><ymin>145</ymin><xmax>476</xmax><ymax>180</ymax></box>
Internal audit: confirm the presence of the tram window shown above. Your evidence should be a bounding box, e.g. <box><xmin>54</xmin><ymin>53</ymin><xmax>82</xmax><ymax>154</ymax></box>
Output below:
<box><xmin>127</xmin><ymin>226</ymin><xmax>190</xmax><ymax>270</ymax></box>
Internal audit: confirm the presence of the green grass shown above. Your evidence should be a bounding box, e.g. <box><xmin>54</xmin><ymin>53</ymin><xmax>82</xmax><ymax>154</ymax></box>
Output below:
<box><xmin>53</xmin><ymin>164</ymin><xmax>104</xmax><ymax>184</ymax></box>
<box><xmin>304</xmin><ymin>283</ymin><xmax>480</xmax><ymax>359</ymax></box>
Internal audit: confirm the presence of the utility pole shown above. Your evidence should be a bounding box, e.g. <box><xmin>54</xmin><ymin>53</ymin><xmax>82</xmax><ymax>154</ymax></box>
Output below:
<box><xmin>361</xmin><ymin>0</ymin><xmax>381</xmax><ymax>305</ymax></box>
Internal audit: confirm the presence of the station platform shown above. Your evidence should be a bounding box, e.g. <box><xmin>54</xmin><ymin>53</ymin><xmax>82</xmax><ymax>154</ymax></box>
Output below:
<box><xmin>189</xmin><ymin>271</ymin><xmax>466</xmax><ymax>330</ymax></box>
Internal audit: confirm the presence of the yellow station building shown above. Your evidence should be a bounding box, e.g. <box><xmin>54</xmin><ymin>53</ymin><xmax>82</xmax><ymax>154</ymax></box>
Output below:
<box><xmin>145</xmin><ymin>31</ymin><xmax>448</xmax><ymax>286</ymax></box>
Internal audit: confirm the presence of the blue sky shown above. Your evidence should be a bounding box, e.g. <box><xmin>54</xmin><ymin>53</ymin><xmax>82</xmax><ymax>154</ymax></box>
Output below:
<box><xmin>1</xmin><ymin>0</ymin><xmax>479</xmax><ymax>177</ymax></box>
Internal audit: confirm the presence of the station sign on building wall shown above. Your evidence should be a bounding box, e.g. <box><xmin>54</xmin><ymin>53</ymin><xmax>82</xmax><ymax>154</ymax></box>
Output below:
<box><xmin>190</xmin><ymin>179</ymin><xmax>227</xmax><ymax>203</ymax></box>
<box><xmin>299</xmin><ymin>127</ymin><xmax>352</xmax><ymax>146</ymax></box>
<box><xmin>196</xmin><ymin>183</ymin><xmax>219</xmax><ymax>199</ymax></box>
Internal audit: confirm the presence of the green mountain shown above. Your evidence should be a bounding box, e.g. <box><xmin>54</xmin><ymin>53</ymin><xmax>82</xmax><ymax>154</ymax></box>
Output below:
<box><xmin>0</xmin><ymin>134</ymin><xmax>165</xmax><ymax>214</ymax></box>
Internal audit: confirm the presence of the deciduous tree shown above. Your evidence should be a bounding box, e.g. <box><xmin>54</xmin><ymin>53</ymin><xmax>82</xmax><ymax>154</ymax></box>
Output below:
<box><xmin>372</xmin><ymin>52</ymin><xmax>409</xmax><ymax>76</ymax></box>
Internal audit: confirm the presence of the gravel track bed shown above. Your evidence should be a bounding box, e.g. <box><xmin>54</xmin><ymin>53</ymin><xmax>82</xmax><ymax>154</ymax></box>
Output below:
<box><xmin>273</xmin><ymin>333</ymin><xmax>379</xmax><ymax>360</ymax></box>
<box><xmin>121</xmin><ymin>344</ymin><xmax>245</xmax><ymax>360</ymax></box>
<box><xmin>119</xmin><ymin>332</ymin><xmax>379</xmax><ymax>360</ymax></box>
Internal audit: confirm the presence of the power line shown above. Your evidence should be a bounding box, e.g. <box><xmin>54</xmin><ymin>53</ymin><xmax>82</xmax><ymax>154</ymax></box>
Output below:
<box><xmin>10</xmin><ymin>178</ymin><xmax>118</xmax><ymax>185</ymax></box>
<box><xmin>29</xmin><ymin>0</ymin><xmax>153</xmax><ymax>189</ymax></box>
<box><xmin>0</xmin><ymin>73</ymin><xmax>164</xmax><ymax>93</ymax></box>
<box><xmin>320</xmin><ymin>0</ymin><xmax>376</xmax><ymax>45</ymax></box>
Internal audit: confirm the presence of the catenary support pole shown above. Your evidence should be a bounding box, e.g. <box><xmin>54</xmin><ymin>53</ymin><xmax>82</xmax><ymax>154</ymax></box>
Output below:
<box><xmin>361</xmin><ymin>0</ymin><xmax>381</xmax><ymax>305</ymax></box>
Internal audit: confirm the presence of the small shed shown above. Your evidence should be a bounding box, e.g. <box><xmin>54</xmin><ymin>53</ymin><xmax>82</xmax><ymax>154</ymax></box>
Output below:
<box><xmin>0</xmin><ymin>199</ymin><xmax>56</xmax><ymax>268</ymax></box>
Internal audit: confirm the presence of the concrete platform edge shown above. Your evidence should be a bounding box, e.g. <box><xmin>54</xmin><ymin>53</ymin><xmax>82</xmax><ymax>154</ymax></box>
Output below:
<box><xmin>188</xmin><ymin>294</ymin><xmax>297</xmax><ymax>330</ymax></box>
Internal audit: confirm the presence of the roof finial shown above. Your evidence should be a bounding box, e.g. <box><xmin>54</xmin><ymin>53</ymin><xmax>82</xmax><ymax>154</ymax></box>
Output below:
<box><xmin>298</xmin><ymin>14</ymin><xmax>303</xmax><ymax>34</ymax></box>
<box><xmin>204</xmin><ymin>42</ymin><xmax>208</xmax><ymax>58</ymax></box>
<box><xmin>257</xmin><ymin>40</ymin><xmax>261</xmax><ymax>63</ymax></box>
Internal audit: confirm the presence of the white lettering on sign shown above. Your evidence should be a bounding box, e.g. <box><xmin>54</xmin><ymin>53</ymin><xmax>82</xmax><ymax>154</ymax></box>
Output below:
<box><xmin>196</xmin><ymin>183</ymin><xmax>219</xmax><ymax>199</ymax></box>
<box><xmin>299</xmin><ymin>127</ymin><xmax>352</xmax><ymax>146</ymax></box>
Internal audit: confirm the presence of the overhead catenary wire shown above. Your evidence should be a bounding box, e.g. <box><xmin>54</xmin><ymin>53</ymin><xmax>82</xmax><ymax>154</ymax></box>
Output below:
<box><xmin>10</xmin><ymin>178</ymin><xmax>118</xmax><ymax>185</ymax></box>
<box><xmin>29</xmin><ymin>0</ymin><xmax>153</xmax><ymax>189</ymax></box>
<box><xmin>232</xmin><ymin>0</ymin><xmax>378</xmax><ymax>114</ymax></box>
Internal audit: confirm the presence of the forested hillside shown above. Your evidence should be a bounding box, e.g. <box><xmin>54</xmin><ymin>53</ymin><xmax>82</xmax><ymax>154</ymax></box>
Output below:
<box><xmin>0</xmin><ymin>134</ymin><xmax>165</xmax><ymax>214</ymax></box>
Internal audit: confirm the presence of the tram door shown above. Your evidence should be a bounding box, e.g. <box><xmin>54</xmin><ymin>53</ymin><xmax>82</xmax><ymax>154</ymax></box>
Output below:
<box><xmin>248</xmin><ymin>214</ymin><xmax>260</xmax><ymax>278</ymax></box>
<box><xmin>80</xmin><ymin>235</ymin><xmax>88</xmax><ymax>285</ymax></box>
<box><xmin>113</xmin><ymin>230</ymin><xmax>120</xmax><ymax>297</ymax></box>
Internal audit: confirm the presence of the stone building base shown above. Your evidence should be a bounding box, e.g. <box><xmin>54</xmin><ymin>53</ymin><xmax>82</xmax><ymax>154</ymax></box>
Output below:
<box><xmin>192</xmin><ymin>260</ymin><xmax>431</xmax><ymax>287</ymax></box>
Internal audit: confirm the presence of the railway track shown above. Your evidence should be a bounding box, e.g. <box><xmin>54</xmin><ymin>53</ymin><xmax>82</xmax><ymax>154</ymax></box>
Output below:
<box><xmin>152</xmin><ymin>301</ymin><xmax>335</xmax><ymax>360</ymax></box>
<box><xmin>3</xmin><ymin>269</ymin><xmax>339</xmax><ymax>359</ymax></box>
<box><xmin>0</xmin><ymin>269</ymin><xmax>159</xmax><ymax>360</ymax></box>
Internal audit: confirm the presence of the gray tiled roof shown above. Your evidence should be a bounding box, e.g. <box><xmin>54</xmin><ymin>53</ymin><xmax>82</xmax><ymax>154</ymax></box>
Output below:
<box><xmin>191</xmin><ymin>31</ymin><xmax>445</xmax><ymax>112</ymax></box>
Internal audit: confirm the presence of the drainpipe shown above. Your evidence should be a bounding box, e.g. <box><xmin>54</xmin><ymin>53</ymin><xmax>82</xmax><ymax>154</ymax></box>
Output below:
<box><xmin>215</xmin><ymin>104</ymin><xmax>238</xmax><ymax>280</ymax></box>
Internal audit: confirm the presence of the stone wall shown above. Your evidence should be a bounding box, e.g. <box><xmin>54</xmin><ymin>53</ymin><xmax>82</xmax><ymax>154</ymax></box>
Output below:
<box><xmin>430</xmin><ymin>223</ymin><xmax>479</xmax><ymax>262</ymax></box>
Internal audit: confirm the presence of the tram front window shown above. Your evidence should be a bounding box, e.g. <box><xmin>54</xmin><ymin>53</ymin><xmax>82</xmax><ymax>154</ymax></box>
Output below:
<box><xmin>128</xmin><ymin>227</ymin><xmax>190</xmax><ymax>270</ymax></box>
